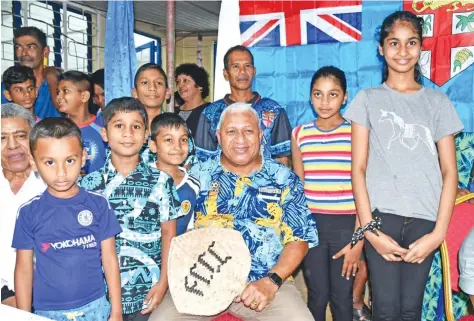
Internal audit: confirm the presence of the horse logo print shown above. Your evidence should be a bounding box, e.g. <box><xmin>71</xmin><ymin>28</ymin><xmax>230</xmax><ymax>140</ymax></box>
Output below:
<box><xmin>379</xmin><ymin>110</ymin><xmax>436</xmax><ymax>155</ymax></box>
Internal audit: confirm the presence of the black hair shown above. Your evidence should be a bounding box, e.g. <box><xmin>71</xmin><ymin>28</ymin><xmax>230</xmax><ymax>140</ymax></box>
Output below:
<box><xmin>175</xmin><ymin>63</ymin><xmax>210</xmax><ymax>99</ymax></box>
<box><xmin>58</xmin><ymin>71</ymin><xmax>93</xmax><ymax>112</ymax></box>
<box><xmin>223</xmin><ymin>45</ymin><xmax>254</xmax><ymax>70</ymax></box>
<box><xmin>379</xmin><ymin>11</ymin><xmax>424</xmax><ymax>84</ymax></box>
<box><xmin>310</xmin><ymin>66</ymin><xmax>347</xmax><ymax>94</ymax></box>
<box><xmin>102</xmin><ymin>97</ymin><xmax>148</xmax><ymax>130</ymax></box>
<box><xmin>150</xmin><ymin>112</ymin><xmax>188</xmax><ymax>140</ymax></box>
<box><xmin>91</xmin><ymin>68</ymin><xmax>104</xmax><ymax>90</ymax></box>
<box><xmin>2</xmin><ymin>65</ymin><xmax>36</xmax><ymax>91</ymax></box>
<box><xmin>58</xmin><ymin>70</ymin><xmax>92</xmax><ymax>92</ymax></box>
<box><xmin>134</xmin><ymin>63</ymin><xmax>168</xmax><ymax>88</ymax></box>
<box><xmin>30</xmin><ymin>117</ymin><xmax>83</xmax><ymax>153</ymax></box>
<box><xmin>174</xmin><ymin>91</ymin><xmax>184</xmax><ymax>106</ymax></box>
<box><xmin>14</xmin><ymin>26</ymin><xmax>48</xmax><ymax>49</ymax></box>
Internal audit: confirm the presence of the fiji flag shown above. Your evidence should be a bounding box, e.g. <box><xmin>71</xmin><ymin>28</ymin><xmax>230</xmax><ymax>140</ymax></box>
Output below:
<box><xmin>240</xmin><ymin>1</ymin><xmax>362</xmax><ymax>47</ymax></box>
<box><xmin>214</xmin><ymin>0</ymin><xmax>474</xmax><ymax>132</ymax></box>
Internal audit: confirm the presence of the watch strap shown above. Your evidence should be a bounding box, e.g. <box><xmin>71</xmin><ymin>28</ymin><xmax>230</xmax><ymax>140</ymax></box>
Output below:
<box><xmin>266</xmin><ymin>272</ymin><xmax>283</xmax><ymax>288</ymax></box>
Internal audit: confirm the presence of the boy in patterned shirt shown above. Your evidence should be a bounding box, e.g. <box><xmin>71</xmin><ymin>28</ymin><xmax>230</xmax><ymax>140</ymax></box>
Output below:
<box><xmin>81</xmin><ymin>97</ymin><xmax>183</xmax><ymax>321</ymax></box>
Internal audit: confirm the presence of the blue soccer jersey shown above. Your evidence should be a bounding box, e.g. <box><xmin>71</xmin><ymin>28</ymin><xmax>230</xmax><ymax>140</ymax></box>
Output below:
<box><xmin>79</xmin><ymin>116</ymin><xmax>106</xmax><ymax>175</ymax></box>
<box><xmin>175</xmin><ymin>167</ymin><xmax>200</xmax><ymax>235</ymax></box>
<box><xmin>12</xmin><ymin>188</ymin><xmax>122</xmax><ymax>311</ymax></box>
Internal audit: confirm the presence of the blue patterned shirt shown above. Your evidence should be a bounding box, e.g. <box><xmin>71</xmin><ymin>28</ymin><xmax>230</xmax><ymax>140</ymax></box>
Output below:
<box><xmin>81</xmin><ymin>157</ymin><xmax>182</xmax><ymax>314</ymax></box>
<box><xmin>189</xmin><ymin>156</ymin><xmax>318</xmax><ymax>282</ymax></box>
<box><xmin>194</xmin><ymin>92</ymin><xmax>292</xmax><ymax>161</ymax></box>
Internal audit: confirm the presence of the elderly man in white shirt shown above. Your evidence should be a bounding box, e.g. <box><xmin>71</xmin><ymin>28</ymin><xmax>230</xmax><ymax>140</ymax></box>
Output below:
<box><xmin>1</xmin><ymin>103</ymin><xmax>45</xmax><ymax>307</ymax></box>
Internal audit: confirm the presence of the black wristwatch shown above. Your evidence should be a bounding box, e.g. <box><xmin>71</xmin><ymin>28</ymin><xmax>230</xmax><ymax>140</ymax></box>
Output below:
<box><xmin>266</xmin><ymin>272</ymin><xmax>283</xmax><ymax>288</ymax></box>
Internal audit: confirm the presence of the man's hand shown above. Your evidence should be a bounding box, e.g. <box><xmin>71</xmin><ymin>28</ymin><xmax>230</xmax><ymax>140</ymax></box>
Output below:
<box><xmin>235</xmin><ymin>277</ymin><xmax>279</xmax><ymax>312</ymax></box>
<box><xmin>141</xmin><ymin>281</ymin><xmax>168</xmax><ymax>314</ymax></box>
<box><xmin>333</xmin><ymin>241</ymin><xmax>363</xmax><ymax>279</ymax></box>
<box><xmin>404</xmin><ymin>232</ymin><xmax>444</xmax><ymax>264</ymax></box>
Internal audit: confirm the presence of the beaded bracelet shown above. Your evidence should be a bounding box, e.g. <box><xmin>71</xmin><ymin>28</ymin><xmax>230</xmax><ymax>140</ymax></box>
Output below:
<box><xmin>350</xmin><ymin>217</ymin><xmax>382</xmax><ymax>248</ymax></box>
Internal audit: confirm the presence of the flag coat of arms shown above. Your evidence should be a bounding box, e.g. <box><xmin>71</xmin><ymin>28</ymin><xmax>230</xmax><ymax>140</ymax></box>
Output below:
<box><xmin>404</xmin><ymin>1</ymin><xmax>474</xmax><ymax>86</ymax></box>
<box><xmin>214</xmin><ymin>0</ymin><xmax>474</xmax><ymax>132</ymax></box>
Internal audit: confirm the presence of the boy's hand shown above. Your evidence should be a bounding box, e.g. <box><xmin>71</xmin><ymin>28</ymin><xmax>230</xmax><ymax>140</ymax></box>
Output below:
<box><xmin>43</xmin><ymin>66</ymin><xmax>61</xmax><ymax>83</ymax></box>
<box><xmin>333</xmin><ymin>241</ymin><xmax>363</xmax><ymax>279</ymax></box>
<box><xmin>108</xmin><ymin>312</ymin><xmax>123</xmax><ymax>321</ymax></box>
<box><xmin>141</xmin><ymin>281</ymin><xmax>167</xmax><ymax>314</ymax></box>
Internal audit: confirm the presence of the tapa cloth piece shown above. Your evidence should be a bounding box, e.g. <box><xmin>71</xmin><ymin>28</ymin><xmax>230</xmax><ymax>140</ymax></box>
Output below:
<box><xmin>168</xmin><ymin>228</ymin><xmax>251</xmax><ymax>316</ymax></box>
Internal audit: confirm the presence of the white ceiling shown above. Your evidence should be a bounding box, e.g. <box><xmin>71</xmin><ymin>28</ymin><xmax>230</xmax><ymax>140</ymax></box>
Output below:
<box><xmin>73</xmin><ymin>1</ymin><xmax>221</xmax><ymax>36</ymax></box>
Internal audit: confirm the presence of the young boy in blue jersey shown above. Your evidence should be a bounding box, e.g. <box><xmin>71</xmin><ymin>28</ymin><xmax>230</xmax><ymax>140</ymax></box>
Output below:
<box><xmin>12</xmin><ymin>117</ymin><xmax>123</xmax><ymax>321</ymax></box>
<box><xmin>57</xmin><ymin>71</ymin><xmax>106</xmax><ymax>175</ymax></box>
<box><xmin>148</xmin><ymin>113</ymin><xmax>200</xmax><ymax>234</ymax></box>
<box><xmin>80</xmin><ymin>97</ymin><xmax>183</xmax><ymax>321</ymax></box>
<box><xmin>2</xmin><ymin>65</ymin><xmax>38</xmax><ymax>120</ymax></box>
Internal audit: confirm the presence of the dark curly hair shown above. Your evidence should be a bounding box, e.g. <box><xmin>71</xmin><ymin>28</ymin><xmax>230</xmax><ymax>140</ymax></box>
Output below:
<box><xmin>175</xmin><ymin>63</ymin><xmax>210</xmax><ymax>99</ymax></box>
<box><xmin>2</xmin><ymin>65</ymin><xmax>36</xmax><ymax>91</ymax></box>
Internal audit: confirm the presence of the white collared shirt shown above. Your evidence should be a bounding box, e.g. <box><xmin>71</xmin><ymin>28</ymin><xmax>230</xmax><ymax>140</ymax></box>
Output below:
<box><xmin>0</xmin><ymin>170</ymin><xmax>46</xmax><ymax>290</ymax></box>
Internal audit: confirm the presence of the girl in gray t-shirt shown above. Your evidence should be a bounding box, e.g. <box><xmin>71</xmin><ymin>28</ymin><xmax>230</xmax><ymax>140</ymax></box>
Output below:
<box><xmin>344</xmin><ymin>11</ymin><xmax>463</xmax><ymax>321</ymax></box>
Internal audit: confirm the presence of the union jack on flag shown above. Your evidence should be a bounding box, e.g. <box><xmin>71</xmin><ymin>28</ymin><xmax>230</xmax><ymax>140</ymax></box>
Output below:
<box><xmin>239</xmin><ymin>1</ymin><xmax>363</xmax><ymax>47</ymax></box>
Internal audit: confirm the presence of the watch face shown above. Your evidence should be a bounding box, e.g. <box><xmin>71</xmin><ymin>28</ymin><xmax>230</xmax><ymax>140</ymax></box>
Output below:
<box><xmin>268</xmin><ymin>272</ymin><xmax>282</xmax><ymax>286</ymax></box>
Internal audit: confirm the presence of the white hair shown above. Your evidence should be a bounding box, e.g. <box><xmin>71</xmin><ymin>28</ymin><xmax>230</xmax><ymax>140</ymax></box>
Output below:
<box><xmin>216</xmin><ymin>102</ymin><xmax>259</xmax><ymax>131</ymax></box>
<box><xmin>1</xmin><ymin>103</ymin><xmax>35</xmax><ymax>128</ymax></box>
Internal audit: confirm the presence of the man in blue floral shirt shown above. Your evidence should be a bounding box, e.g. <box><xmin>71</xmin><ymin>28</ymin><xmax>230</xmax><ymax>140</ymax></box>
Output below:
<box><xmin>81</xmin><ymin>97</ymin><xmax>182</xmax><ymax>321</ymax></box>
<box><xmin>151</xmin><ymin>102</ymin><xmax>318</xmax><ymax>321</ymax></box>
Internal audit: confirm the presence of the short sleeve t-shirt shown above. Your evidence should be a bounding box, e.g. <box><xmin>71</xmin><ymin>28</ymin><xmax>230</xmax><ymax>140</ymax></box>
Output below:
<box><xmin>175</xmin><ymin>167</ymin><xmax>200</xmax><ymax>235</ymax></box>
<box><xmin>11</xmin><ymin>188</ymin><xmax>122</xmax><ymax>311</ymax></box>
<box><xmin>79</xmin><ymin>116</ymin><xmax>107</xmax><ymax>175</ymax></box>
<box><xmin>343</xmin><ymin>84</ymin><xmax>463</xmax><ymax>221</ymax></box>
<box><xmin>292</xmin><ymin>120</ymin><xmax>356</xmax><ymax>215</ymax></box>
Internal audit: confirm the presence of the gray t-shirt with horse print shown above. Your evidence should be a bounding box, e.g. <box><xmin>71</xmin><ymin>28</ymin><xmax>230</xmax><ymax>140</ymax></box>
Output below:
<box><xmin>343</xmin><ymin>83</ymin><xmax>463</xmax><ymax>222</ymax></box>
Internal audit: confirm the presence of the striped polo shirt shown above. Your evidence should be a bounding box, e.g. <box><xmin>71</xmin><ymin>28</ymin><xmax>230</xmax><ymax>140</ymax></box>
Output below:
<box><xmin>292</xmin><ymin>120</ymin><xmax>356</xmax><ymax>215</ymax></box>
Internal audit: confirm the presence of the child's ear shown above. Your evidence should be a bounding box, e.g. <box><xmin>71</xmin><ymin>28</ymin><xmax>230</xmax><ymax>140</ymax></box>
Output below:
<box><xmin>148</xmin><ymin>139</ymin><xmax>157</xmax><ymax>153</ymax></box>
<box><xmin>165</xmin><ymin>88</ymin><xmax>171</xmax><ymax>100</ymax></box>
<box><xmin>100</xmin><ymin>127</ymin><xmax>109</xmax><ymax>143</ymax></box>
<box><xmin>132</xmin><ymin>88</ymin><xmax>138</xmax><ymax>99</ymax></box>
<box><xmin>29</xmin><ymin>152</ymin><xmax>38</xmax><ymax>173</ymax></box>
<box><xmin>378</xmin><ymin>44</ymin><xmax>384</xmax><ymax>57</ymax></box>
<box><xmin>343</xmin><ymin>92</ymin><xmax>348</xmax><ymax>105</ymax></box>
<box><xmin>81</xmin><ymin>148</ymin><xmax>87</xmax><ymax>168</ymax></box>
<box><xmin>81</xmin><ymin>90</ymin><xmax>91</xmax><ymax>103</ymax></box>
<box><xmin>144</xmin><ymin>129</ymin><xmax>150</xmax><ymax>143</ymax></box>
<box><xmin>3</xmin><ymin>90</ymin><xmax>12</xmax><ymax>102</ymax></box>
